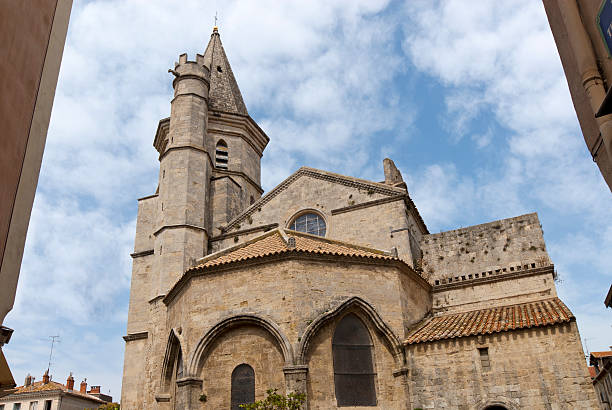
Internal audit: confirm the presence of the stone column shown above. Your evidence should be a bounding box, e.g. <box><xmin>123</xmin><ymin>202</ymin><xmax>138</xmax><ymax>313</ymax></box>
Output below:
<box><xmin>283</xmin><ymin>365</ymin><xmax>308</xmax><ymax>406</ymax></box>
<box><xmin>175</xmin><ymin>377</ymin><xmax>203</xmax><ymax>410</ymax></box>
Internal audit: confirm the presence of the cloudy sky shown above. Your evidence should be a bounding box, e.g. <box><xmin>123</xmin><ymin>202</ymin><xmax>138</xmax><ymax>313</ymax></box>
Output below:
<box><xmin>5</xmin><ymin>0</ymin><xmax>611</xmax><ymax>399</ymax></box>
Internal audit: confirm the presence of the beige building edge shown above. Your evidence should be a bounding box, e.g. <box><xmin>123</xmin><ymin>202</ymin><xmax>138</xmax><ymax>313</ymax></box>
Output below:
<box><xmin>121</xmin><ymin>28</ymin><xmax>599</xmax><ymax>409</ymax></box>
<box><xmin>0</xmin><ymin>0</ymin><xmax>73</xmax><ymax>395</ymax></box>
<box><xmin>543</xmin><ymin>0</ymin><xmax>612</xmax><ymax>191</ymax></box>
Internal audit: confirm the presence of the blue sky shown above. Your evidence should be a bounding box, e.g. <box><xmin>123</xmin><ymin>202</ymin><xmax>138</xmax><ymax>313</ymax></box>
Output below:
<box><xmin>4</xmin><ymin>0</ymin><xmax>611</xmax><ymax>399</ymax></box>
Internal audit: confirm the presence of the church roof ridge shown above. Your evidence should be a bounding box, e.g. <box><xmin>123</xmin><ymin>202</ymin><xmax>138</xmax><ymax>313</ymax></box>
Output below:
<box><xmin>221</xmin><ymin>166</ymin><xmax>428</xmax><ymax>234</ymax></box>
<box><xmin>404</xmin><ymin>297</ymin><xmax>573</xmax><ymax>345</ymax></box>
<box><xmin>202</xmin><ymin>27</ymin><xmax>248</xmax><ymax>115</ymax></box>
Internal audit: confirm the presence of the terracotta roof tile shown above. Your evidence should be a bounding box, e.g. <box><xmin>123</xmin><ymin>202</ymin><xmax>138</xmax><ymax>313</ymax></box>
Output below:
<box><xmin>405</xmin><ymin>298</ymin><xmax>573</xmax><ymax>344</ymax></box>
<box><xmin>9</xmin><ymin>380</ymin><xmax>104</xmax><ymax>402</ymax></box>
<box><xmin>190</xmin><ymin>229</ymin><xmax>394</xmax><ymax>271</ymax></box>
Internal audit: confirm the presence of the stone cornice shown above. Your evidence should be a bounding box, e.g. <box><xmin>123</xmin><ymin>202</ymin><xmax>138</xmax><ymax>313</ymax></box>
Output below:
<box><xmin>123</xmin><ymin>331</ymin><xmax>148</xmax><ymax>342</ymax></box>
<box><xmin>211</xmin><ymin>169</ymin><xmax>263</xmax><ymax>194</ymax></box>
<box><xmin>153</xmin><ymin>117</ymin><xmax>170</xmax><ymax>154</ymax></box>
<box><xmin>164</xmin><ymin>250</ymin><xmax>430</xmax><ymax>306</ymax></box>
<box><xmin>153</xmin><ymin>224</ymin><xmax>208</xmax><ymax>237</ymax></box>
<box><xmin>432</xmin><ymin>264</ymin><xmax>555</xmax><ymax>292</ymax></box>
<box><xmin>158</xmin><ymin>144</ymin><xmax>214</xmax><ymax>167</ymax></box>
<box><xmin>208</xmin><ymin>110</ymin><xmax>269</xmax><ymax>155</ymax></box>
<box><xmin>331</xmin><ymin>195</ymin><xmax>406</xmax><ymax>215</ymax></box>
<box><xmin>130</xmin><ymin>249</ymin><xmax>154</xmax><ymax>259</ymax></box>
<box><xmin>222</xmin><ymin>167</ymin><xmax>426</xmax><ymax>233</ymax></box>
<box><xmin>137</xmin><ymin>193</ymin><xmax>158</xmax><ymax>202</ymax></box>
<box><xmin>209</xmin><ymin>223</ymin><xmax>278</xmax><ymax>242</ymax></box>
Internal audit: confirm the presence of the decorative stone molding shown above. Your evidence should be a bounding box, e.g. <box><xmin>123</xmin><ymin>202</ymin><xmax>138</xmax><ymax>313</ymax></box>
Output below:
<box><xmin>331</xmin><ymin>194</ymin><xmax>407</xmax><ymax>215</ymax></box>
<box><xmin>297</xmin><ymin>296</ymin><xmax>405</xmax><ymax>368</ymax></box>
<box><xmin>176</xmin><ymin>377</ymin><xmax>203</xmax><ymax>388</ymax></box>
<box><xmin>123</xmin><ymin>331</ymin><xmax>148</xmax><ymax>342</ymax></box>
<box><xmin>155</xmin><ymin>393</ymin><xmax>171</xmax><ymax>402</ymax></box>
<box><xmin>186</xmin><ymin>314</ymin><xmax>294</xmax><ymax>377</ymax></box>
<box><xmin>209</xmin><ymin>223</ymin><xmax>278</xmax><ymax>242</ymax></box>
<box><xmin>433</xmin><ymin>264</ymin><xmax>555</xmax><ymax>290</ymax></box>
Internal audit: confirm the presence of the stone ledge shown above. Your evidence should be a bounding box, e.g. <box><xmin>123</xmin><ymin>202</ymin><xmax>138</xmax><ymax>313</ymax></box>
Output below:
<box><xmin>432</xmin><ymin>264</ymin><xmax>555</xmax><ymax>291</ymax></box>
<box><xmin>123</xmin><ymin>331</ymin><xmax>148</xmax><ymax>342</ymax></box>
<box><xmin>155</xmin><ymin>393</ymin><xmax>171</xmax><ymax>402</ymax></box>
<box><xmin>283</xmin><ymin>365</ymin><xmax>309</xmax><ymax>374</ymax></box>
<box><xmin>331</xmin><ymin>194</ymin><xmax>406</xmax><ymax>215</ymax></box>
<box><xmin>130</xmin><ymin>249</ymin><xmax>154</xmax><ymax>259</ymax></box>
<box><xmin>211</xmin><ymin>223</ymin><xmax>278</xmax><ymax>242</ymax></box>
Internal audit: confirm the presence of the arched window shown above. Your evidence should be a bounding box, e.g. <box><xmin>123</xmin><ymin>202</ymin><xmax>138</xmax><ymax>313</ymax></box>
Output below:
<box><xmin>332</xmin><ymin>314</ymin><xmax>376</xmax><ymax>406</ymax></box>
<box><xmin>231</xmin><ymin>364</ymin><xmax>255</xmax><ymax>410</ymax></box>
<box><xmin>484</xmin><ymin>407</ymin><xmax>508</xmax><ymax>410</ymax></box>
<box><xmin>215</xmin><ymin>140</ymin><xmax>228</xmax><ymax>169</ymax></box>
<box><xmin>288</xmin><ymin>213</ymin><xmax>326</xmax><ymax>236</ymax></box>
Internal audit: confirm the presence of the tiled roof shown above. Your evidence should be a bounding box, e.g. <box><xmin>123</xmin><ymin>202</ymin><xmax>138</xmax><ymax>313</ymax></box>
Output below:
<box><xmin>190</xmin><ymin>229</ymin><xmax>394</xmax><ymax>271</ymax></box>
<box><xmin>9</xmin><ymin>381</ymin><xmax>104</xmax><ymax>402</ymax></box>
<box><xmin>405</xmin><ymin>298</ymin><xmax>573</xmax><ymax>344</ymax></box>
<box><xmin>591</xmin><ymin>351</ymin><xmax>612</xmax><ymax>359</ymax></box>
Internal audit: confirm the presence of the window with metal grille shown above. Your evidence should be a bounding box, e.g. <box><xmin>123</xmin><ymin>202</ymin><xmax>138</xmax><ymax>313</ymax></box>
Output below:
<box><xmin>289</xmin><ymin>213</ymin><xmax>326</xmax><ymax>236</ymax></box>
<box><xmin>231</xmin><ymin>364</ymin><xmax>254</xmax><ymax>410</ymax></box>
<box><xmin>332</xmin><ymin>314</ymin><xmax>377</xmax><ymax>406</ymax></box>
<box><xmin>215</xmin><ymin>140</ymin><xmax>229</xmax><ymax>169</ymax></box>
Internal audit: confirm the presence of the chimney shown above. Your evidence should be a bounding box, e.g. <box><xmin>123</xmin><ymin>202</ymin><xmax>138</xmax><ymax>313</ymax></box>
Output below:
<box><xmin>89</xmin><ymin>385</ymin><xmax>101</xmax><ymax>394</ymax></box>
<box><xmin>42</xmin><ymin>370</ymin><xmax>50</xmax><ymax>384</ymax></box>
<box><xmin>24</xmin><ymin>374</ymin><xmax>32</xmax><ymax>387</ymax></box>
<box><xmin>80</xmin><ymin>378</ymin><xmax>87</xmax><ymax>393</ymax></box>
<box><xmin>66</xmin><ymin>373</ymin><xmax>74</xmax><ymax>390</ymax></box>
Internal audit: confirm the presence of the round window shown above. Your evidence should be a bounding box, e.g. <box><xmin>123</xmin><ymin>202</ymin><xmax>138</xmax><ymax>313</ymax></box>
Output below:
<box><xmin>289</xmin><ymin>213</ymin><xmax>326</xmax><ymax>237</ymax></box>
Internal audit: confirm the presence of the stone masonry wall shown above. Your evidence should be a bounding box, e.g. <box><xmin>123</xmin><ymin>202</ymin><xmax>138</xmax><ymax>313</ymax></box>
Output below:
<box><xmin>407</xmin><ymin>321</ymin><xmax>598</xmax><ymax>409</ymax></box>
<box><xmin>420</xmin><ymin>213</ymin><xmax>550</xmax><ymax>283</ymax></box>
<box><xmin>433</xmin><ymin>271</ymin><xmax>557</xmax><ymax>314</ymax></box>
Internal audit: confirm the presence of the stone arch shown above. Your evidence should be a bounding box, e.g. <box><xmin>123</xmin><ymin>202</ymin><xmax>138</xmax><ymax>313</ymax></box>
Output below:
<box><xmin>161</xmin><ymin>328</ymin><xmax>184</xmax><ymax>392</ymax></box>
<box><xmin>297</xmin><ymin>296</ymin><xmax>404</xmax><ymax>367</ymax></box>
<box><xmin>187</xmin><ymin>314</ymin><xmax>294</xmax><ymax>377</ymax></box>
<box><xmin>476</xmin><ymin>398</ymin><xmax>519</xmax><ymax>410</ymax></box>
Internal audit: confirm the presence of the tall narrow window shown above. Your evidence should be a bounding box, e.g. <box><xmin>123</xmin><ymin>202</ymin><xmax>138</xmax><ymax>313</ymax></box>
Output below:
<box><xmin>332</xmin><ymin>314</ymin><xmax>377</xmax><ymax>406</ymax></box>
<box><xmin>231</xmin><ymin>364</ymin><xmax>255</xmax><ymax>410</ymax></box>
<box><xmin>216</xmin><ymin>140</ymin><xmax>229</xmax><ymax>169</ymax></box>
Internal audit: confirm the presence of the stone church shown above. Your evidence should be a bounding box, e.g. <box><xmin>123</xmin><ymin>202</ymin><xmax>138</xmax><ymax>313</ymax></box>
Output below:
<box><xmin>120</xmin><ymin>28</ymin><xmax>598</xmax><ymax>409</ymax></box>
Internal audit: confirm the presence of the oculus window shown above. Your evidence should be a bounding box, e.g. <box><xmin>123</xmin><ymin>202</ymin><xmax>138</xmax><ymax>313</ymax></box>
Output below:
<box><xmin>332</xmin><ymin>314</ymin><xmax>377</xmax><ymax>406</ymax></box>
<box><xmin>289</xmin><ymin>213</ymin><xmax>326</xmax><ymax>236</ymax></box>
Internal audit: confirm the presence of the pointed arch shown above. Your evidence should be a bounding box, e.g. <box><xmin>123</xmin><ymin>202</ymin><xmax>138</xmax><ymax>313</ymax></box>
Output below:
<box><xmin>186</xmin><ymin>314</ymin><xmax>294</xmax><ymax>377</ymax></box>
<box><xmin>161</xmin><ymin>328</ymin><xmax>184</xmax><ymax>392</ymax></box>
<box><xmin>297</xmin><ymin>297</ymin><xmax>404</xmax><ymax>367</ymax></box>
<box><xmin>476</xmin><ymin>398</ymin><xmax>518</xmax><ymax>410</ymax></box>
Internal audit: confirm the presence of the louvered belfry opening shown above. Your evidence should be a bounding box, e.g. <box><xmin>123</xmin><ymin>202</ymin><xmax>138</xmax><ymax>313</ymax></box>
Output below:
<box><xmin>231</xmin><ymin>364</ymin><xmax>255</xmax><ymax>410</ymax></box>
<box><xmin>332</xmin><ymin>314</ymin><xmax>377</xmax><ymax>406</ymax></box>
<box><xmin>215</xmin><ymin>140</ymin><xmax>229</xmax><ymax>169</ymax></box>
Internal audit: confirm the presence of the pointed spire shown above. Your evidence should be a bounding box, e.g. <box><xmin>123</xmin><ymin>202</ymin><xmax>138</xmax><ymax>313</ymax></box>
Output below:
<box><xmin>202</xmin><ymin>27</ymin><xmax>248</xmax><ymax>115</ymax></box>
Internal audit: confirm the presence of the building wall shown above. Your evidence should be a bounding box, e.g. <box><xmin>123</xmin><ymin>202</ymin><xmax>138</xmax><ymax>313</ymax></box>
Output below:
<box><xmin>433</xmin><ymin>271</ymin><xmax>556</xmax><ymax>314</ymax></box>
<box><xmin>420</xmin><ymin>213</ymin><xmax>550</xmax><ymax>283</ymax></box>
<box><xmin>542</xmin><ymin>0</ymin><xmax>612</xmax><ymax>191</ymax></box>
<box><xmin>0</xmin><ymin>0</ymin><xmax>72</xmax><ymax>327</ymax></box>
<box><xmin>407</xmin><ymin>321</ymin><xmax>598</xmax><ymax>409</ymax></box>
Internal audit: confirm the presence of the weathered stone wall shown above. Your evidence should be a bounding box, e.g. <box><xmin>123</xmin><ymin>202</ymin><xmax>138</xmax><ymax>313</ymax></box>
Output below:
<box><xmin>305</xmin><ymin>309</ymin><xmax>407</xmax><ymax>410</ymax></box>
<box><xmin>199</xmin><ymin>325</ymin><xmax>286</xmax><ymax>409</ymax></box>
<box><xmin>210</xmin><ymin>173</ymin><xmax>423</xmax><ymax>264</ymax></box>
<box><xmin>433</xmin><ymin>271</ymin><xmax>557</xmax><ymax>314</ymax></box>
<box><xmin>407</xmin><ymin>321</ymin><xmax>598</xmax><ymax>409</ymax></box>
<box><xmin>420</xmin><ymin>213</ymin><xmax>550</xmax><ymax>283</ymax></box>
<box><xmin>120</xmin><ymin>337</ymin><xmax>148</xmax><ymax>410</ymax></box>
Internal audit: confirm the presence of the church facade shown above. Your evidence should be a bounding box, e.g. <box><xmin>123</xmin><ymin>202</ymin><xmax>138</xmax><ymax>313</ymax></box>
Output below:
<box><xmin>120</xmin><ymin>28</ymin><xmax>598</xmax><ymax>409</ymax></box>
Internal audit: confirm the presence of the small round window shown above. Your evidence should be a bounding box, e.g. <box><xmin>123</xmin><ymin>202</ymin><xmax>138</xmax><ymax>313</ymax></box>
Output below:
<box><xmin>289</xmin><ymin>213</ymin><xmax>326</xmax><ymax>237</ymax></box>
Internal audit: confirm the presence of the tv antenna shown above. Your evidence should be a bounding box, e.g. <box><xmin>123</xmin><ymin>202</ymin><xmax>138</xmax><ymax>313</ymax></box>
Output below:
<box><xmin>47</xmin><ymin>335</ymin><xmax>60</xmax><ymax>374</ymax></box>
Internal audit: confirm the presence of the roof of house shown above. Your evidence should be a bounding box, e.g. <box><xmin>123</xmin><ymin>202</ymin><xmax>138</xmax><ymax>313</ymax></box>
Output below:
<box><xmin>405</xmin><ymin>297</ymin><xmax>574</xmax><ymax>344</ymax></box>
<box><xmin>190</xmin><ymin>228</ymin><xmax>395</xmax><ymax>271</ymax></box>
<box><xmin>591</xmin><ymin>351</ymin><xmax>612</xmax><ymax>359</ymax></box>
<box><xmin>5</xmin><ymin>380</ymin><xmax>104</xmax><ymax>403</ymax></box>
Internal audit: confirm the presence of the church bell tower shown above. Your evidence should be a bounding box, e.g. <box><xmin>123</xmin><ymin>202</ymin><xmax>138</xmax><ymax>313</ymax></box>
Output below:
<box><xmin>121</xmin><ymin>27</ymin><xmax>269</xmax><ymax>409</ymax></box>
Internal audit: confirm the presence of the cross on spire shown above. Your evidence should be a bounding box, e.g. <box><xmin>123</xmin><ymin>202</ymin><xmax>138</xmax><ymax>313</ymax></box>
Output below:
<box><xmin>214</xmin><ymin>11</ymin><xmax>218</xmax><ymax>27</ymax></box>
